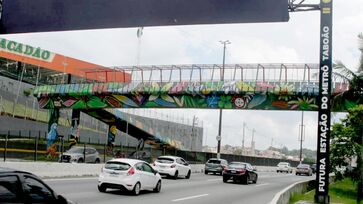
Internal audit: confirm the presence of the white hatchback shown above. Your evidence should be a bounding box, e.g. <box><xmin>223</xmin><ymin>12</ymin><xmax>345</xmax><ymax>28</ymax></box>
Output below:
<box><xmin>153</xmin><ymin>156</ymin><xmax>191</xmax><ymax>179</ymax></box>
<box><xmin>98</xmin><ymin>158</ymin><xmax>162</xmax><ymax>195</ymax></box>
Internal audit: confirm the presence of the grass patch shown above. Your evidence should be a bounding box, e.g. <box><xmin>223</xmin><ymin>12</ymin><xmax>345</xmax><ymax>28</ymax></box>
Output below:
<box><xmin>289</xmin><ymin>178</ymin><xmax>357</xmax><ymax>204</ymax></box>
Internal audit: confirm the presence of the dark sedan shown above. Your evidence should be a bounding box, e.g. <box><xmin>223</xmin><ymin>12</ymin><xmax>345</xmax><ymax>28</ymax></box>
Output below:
<box><xmin>0</xmin><ymin>167</ymin><xmax>74</xmax><ymax>204</ymax></box>
<box><xmin>222</xmin><ymin>162</ymin><xmax>258</xmax><ymax>185</ymax></box>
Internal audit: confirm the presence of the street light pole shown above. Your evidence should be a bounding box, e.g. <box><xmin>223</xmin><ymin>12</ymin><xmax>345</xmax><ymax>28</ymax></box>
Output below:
<box><xmin>299</xmin><ymin>111</ymin><xmax>305</xmax><ymax>164</ymax></box>
<box><xmin>242</xmin><ymin>122</ymin><xmax>246</xmax><ymax>155</ymax></box>
<box><xmin>217</xmin><ymin>40</ymin><xmax>231</xmax><ymax>159</ymax></box>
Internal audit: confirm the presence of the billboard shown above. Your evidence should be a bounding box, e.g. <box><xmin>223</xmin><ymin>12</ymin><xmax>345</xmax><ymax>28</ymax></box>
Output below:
<box><xmin>0</xmin><ymin>38</ymin><xmax>131</xmax><ymax>82</ymax></box>
<box><xmin>0</xmin><ymin>0</ymin><xmax>289</xmax><ymax>34</ymax></box>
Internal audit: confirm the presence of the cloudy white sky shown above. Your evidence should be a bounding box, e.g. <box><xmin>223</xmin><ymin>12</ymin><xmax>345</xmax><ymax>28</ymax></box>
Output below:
<box><xmin>2</xmin><ymin>1</ymin><xmax>362</xmax><ymax>151</ymax></box>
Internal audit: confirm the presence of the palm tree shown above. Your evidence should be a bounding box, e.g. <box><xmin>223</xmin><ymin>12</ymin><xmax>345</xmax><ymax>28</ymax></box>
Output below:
<box><xmin>332</xmin><ymin>33</ymin><xmax>363</xmax><ymax>111</ymax></box>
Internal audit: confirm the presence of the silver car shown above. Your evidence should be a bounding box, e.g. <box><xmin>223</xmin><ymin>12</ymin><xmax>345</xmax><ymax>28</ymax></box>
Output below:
<box><xmin>60</xmin><ymin>146</ymin><xmax>101</xmax><ymax>163</ymax></box>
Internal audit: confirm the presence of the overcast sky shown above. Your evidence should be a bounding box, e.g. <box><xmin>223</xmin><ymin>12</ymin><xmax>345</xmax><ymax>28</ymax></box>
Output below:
<box><xmin>3</xmin><ymin>1</ymin><xmax>362</xmax><ymax>151</ymax></box>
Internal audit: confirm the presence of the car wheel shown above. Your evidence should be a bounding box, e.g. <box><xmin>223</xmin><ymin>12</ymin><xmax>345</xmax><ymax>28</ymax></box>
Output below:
<box><xmin>95</xmin><ymin>158</ymin><xmax>100</xmax><ymax>163</ymax></box>
<box><xmin>77</xmin><ymin>158</ymin><xmax>84</xmax><ymax>163</ymax></box>
<box><xmin>204</xmin><ymin>170</ymin><xmax>208</xmax><ymax>175</ymax></box>
<box><xmin>296</xmin><ymin>173</ymin><xmax>299</xmax><ymax>176</ymax></box>
<box><xmin>173</xmin><ymin>171</ymin><xmax>178</xmax><ymax>180</ymax></box>
<box><xmin>223</xmin><ymin>176</ymin><xmax>229</xmax><ymax>183</ymax></box>
<box><xmin>252</xmin><ymin>175</ymin><xmax>258</xmax><ymax>184</ymax></box>
<box><xmin>277</xmin><ymin>170</ymin><xmax>279</xmax><ymax>173</ymax></box>
<box><xmin>98</xmin><ymin>185</ymin><xmax>106</xmax><ymax>193</ymax></box>
<box><xmin>153</xmin><ymin>180</ymin><xmax>161</xmax><ymax>193</ymax></box>
<box><xmin>186</xmin><ymin>170</ymin><xmax>191</xmax><ymax>179</ymax></box>
<box><xmin>242</xmin><ymin>175</ymin><xmax>248</xmax><ymax>185</ymax></box>
<box><xmin>132</xmin><ymin>182</ymin><xmax>141</xmax><ymax>195</ymax></box>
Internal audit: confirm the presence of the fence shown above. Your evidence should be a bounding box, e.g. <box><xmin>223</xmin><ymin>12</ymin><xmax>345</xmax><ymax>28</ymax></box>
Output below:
<box><xmin>0</xmin><ymin>130</ymin><xmax>300</xmax><ymax>167</ymax></box>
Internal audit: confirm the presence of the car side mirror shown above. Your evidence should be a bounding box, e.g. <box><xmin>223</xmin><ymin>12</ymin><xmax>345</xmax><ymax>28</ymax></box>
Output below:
<box><xmin>154</xmin><ymin>169</ymin><xmax>158</xmax><ymax>175</ymax></box>
<box><xmin>57</xmin><ymin>195</ymin><xmax>68</xmax><ymax>204</ymax></box>
<box><xmin>184</xmin><ymin>162</ymin><xmax>189</xmax><ymax>166</ymax></box>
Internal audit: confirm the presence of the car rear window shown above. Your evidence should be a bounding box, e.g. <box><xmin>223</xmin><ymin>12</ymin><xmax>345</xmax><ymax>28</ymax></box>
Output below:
<box><xmin>157</xmin><ymin>157</ymin><xmax>174</xmax><ymax>163</ymax></box>
<box><xmin>105</xmin><ymin>162</ymin><xmax>131</xmax><ymax>170</ymax></box>
<box><xmin>207</xmin><ymin>159</ymin><xmax>221</xmax><ymax>164</ymax></box>
<box><xmin>228</xmin><ymin>163</ymin><xmax>246</xmax><ymax>169</ymax></box>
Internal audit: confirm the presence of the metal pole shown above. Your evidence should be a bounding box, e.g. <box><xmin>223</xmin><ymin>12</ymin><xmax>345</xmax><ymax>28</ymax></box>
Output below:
<box><xmin>191</xmin><ymin>115</ymin><xmax>196</xmax><ymax>151</ymax></box>
<box><xmin>217</xmin><ymin>40</ymin><xmax>231</xmax><ymax>159</ymax></box>
<box><xmin>242</xmin><ymin>122</ymin><xmax>246</xmax><ymax>155</ymax></box>
<box><xmin>299</xmin><ymin>111</ymin><xmax>304</xmax><ymax>164</ymax></box>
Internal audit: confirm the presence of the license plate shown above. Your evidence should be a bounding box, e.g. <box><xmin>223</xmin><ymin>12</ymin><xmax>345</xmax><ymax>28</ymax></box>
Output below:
<box><xmin>231</xmin><ymin>170</ymin><xmax>236</xmax><ymax>173</ymax></box>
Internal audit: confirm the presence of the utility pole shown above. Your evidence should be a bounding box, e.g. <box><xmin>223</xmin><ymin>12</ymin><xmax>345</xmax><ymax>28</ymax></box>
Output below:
<box><xmin>217</xmin><ymin>40</ymin><xmax>231</xmax><ymax>159</ymax></box>
<box><xmin>251</xmin><ymin>128</ymin><xmax>255</xmax><ymax>156</ymax></box>
<box><xmin>242</xmin><ymin>122</ymin><xmax>246</xmax><ymax>155</ymax></box>
<box><xmin>299</xmin><ymin>111</ymin><xmax>305</xmax><ymax>164</ymax></box>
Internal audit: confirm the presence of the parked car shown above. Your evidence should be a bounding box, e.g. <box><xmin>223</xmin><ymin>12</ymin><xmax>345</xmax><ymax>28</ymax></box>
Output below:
<box><xmin>128</xmin><ymin>150</ymin><xmax>152</xmax><ymax>163</ymax></box>
<box><xmin>311</xmin><ymin>164</ymin><xmax>317</xmax><ymax>174</ymax></box>
<box><xmin>60</xmin><ymin>146</ymin><xmax>100</xmax><ymax>163</ymax></box>
<box><xmin>98</xmin><ymin>158</ymin><xmax>161</xmax><ymax>195</ymax></box>
<box><xmin>204</xmin><ymin>158</ymin><xmax>228</xmax><ymax>175</ymax></box>
<box><xmin>276</xmin><ymin>162</ymin><xmax>293</xmax><ymax>173</ymax></box>
<box><xmin>296</xmin><ymin>164</ymin><xmax>313</xmax><ymax>176</ymax></box>
<box><xmin>0</xmin><ymin>167</ymin><xmax>74</xmax><ymax>204</ymax></box>
<box><xmin>222</xmin><ymin>162</ymin><xmax>258</xmax><ymax>185</ymax></box>
<box><xmin>152</xmin><ymin>156</ymin><xmax>191</xmax><ymax>179</ymax></box>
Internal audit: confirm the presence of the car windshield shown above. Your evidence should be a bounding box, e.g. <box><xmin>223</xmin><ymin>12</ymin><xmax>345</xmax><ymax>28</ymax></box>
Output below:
<box><xmin>228</xmin><ymin>163</ymin><xmax>246</xmax><ymax>169</ymax></box>
<box><xmin>207</xmin><ymin>159</ymin><xmax>221</xmax><ymax>164</ymax></box>
<box><xmin>66</xmin><ymin>147</ymin><xmax>83</xmax><ymax>154</ymax></box>
<box><xmin>105</xmin><ymin>162</ymin><xmax>131</xmax><ymax>171</ymax></box>
<box><xmin>298</xmin><ymin>164</ymin><xmax>310</xmax><ymax>168</ymax></box>
<box><xmin>157</xmin><ymin>157</ymin><xmax>174</xmax><ymax>163</ymax></box>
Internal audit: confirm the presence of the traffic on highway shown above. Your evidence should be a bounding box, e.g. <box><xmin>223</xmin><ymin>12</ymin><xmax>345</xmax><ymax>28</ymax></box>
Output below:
<box><xmin>0</xmin><ymin>157</ymin><xmax>314</xmax><ymax>204</ymax></box>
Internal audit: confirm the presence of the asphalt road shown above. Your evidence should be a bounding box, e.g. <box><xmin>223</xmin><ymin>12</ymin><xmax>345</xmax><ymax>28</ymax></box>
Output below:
<box><xmin>45</xmin><ymin>172</ymin><xmax>313</xmax><ymax>204</ymax></box>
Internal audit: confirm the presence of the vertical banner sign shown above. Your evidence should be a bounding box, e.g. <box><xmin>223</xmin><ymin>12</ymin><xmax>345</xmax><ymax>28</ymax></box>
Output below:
<box><xmin>315</xmin><ymin>0</ymin><xmax>332</xmax><ymax>203</ymax></box>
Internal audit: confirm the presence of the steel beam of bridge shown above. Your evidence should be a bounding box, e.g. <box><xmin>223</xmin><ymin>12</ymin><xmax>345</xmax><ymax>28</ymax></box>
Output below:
<box><xmin>33</xmin><ymin>79</ymin><xmax>354</xmax><ymax>112</ymax></box>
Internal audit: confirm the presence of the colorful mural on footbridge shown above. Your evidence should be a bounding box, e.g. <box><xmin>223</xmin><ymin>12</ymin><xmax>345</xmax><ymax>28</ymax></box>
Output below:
<box><xmin>34</xmin><ymin>80</ymin><xmax>359</xmax><ymax>112</ymax></box>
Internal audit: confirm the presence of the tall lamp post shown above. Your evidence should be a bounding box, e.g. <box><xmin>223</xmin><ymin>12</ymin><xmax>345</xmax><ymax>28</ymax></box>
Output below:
<box><xmin>191</xmin><ymin>115</ymin><xmax>198</xmax><ymax>151</ymax></box>
<box><xmin>217</xmin><ymin>40</ymin><xmax>231</xmax><ymax>159</ymax></box>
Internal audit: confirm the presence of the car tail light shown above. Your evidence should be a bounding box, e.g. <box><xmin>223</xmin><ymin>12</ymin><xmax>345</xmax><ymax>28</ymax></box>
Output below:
<box><xmin>238</xmin><ymin>169</ymin><xmax>246</xmax><ymax>174</ymax></box>
<box><xmin>127</xmin><ymin>167</ymin><xmax>135</xmax><ymax>176</ymax></box>
<box><xmin>223</xmin><ymin>168</ymin><xmax>228</xmax><ymax>173</ymax></box>
<box><xmin>170</xmin><ymin>164</ymin><xmax>176</xmax><ymax>168</ymax></box>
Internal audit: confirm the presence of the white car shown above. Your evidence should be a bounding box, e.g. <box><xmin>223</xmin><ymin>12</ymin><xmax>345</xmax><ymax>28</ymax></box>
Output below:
<box><xmin>277</xmin><ymin>162</ymin><xmax>293</xmax><ymax>173</ymax></box>
<box><xmin>98</xmin><ymin>158</ymin><xmax>161</xmax><ymax>195</ymax></box>
<box><xmin>153</xmin><ymin>156</ymin><xmax>191</xmax><ymax>179</ymax></box>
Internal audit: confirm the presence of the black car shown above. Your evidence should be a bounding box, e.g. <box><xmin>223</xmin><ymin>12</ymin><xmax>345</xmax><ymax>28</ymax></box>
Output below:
<box><xmin>204</xmin><ymin>158</ymin><xmax>228</xmax><ymax>175</ymax></box>
<box><xmin>0</xmin><ymin>167</ymin><xmax>73</xmax><ymax>204</ymax></box>
<box><xmin>222</xmin><ymin>162</ymin><xmax>258</xmax><ymax>185</ymax></box>
<box><xmin>311</xmin><ymin>164</ymin><xmax>317</xmax><ymax>174</ymax></box>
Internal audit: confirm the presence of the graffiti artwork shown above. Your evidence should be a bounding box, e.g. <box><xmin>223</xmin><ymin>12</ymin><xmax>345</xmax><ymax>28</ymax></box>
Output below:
<box><xmin>34</xmin><ymin>81</ymin><xmax>359</xmax><ymax>112</ymax></box>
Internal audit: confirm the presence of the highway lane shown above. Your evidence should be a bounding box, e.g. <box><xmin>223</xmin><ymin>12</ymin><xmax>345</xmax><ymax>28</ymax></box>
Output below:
<box><xmin>45</xmin><ymin>172</ymin><xmax>313</xmax><ymax>204</ymax></box>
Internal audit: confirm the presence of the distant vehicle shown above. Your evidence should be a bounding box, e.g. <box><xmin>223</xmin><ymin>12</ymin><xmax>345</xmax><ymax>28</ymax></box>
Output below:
<box><xmin>153</xmin><ymin>156</ymin><xmax>191</xmax><ymax>179</ymax></box>
<box><xmin>204</xmin><ymin>158</ymin><xmax>228</xmax><ymax>175</ymax></box>
<box><xmin>128</xmin><ymin>150</ymin><xmax>152</xmax><ymax>163</ymax></box>
<box><xmin>0</xmin><ymin>167</ymin><xmax>74</xmax><ymax>204</ymax></box>
<box><xmin>98</xmin><ymin>158</ymin><xmax>161</xmax><ymax>195</ymax></box>
<box><xmin>296</xmin><ymin>164</ymin><xmax>313</xmax><ymax>176</ymax></box>
<box><xmin>311</xmin><ymin>164</ymin><xmax>317</xmax><ymax>174</ymax></box>
<box><xmin>60</xmin><ymin>146</ymin><xmax>100</xmax><ymax>163</ymax></box>
<box><xmin>276</xmin><ymin>162</ymin><xmax>293</xmax><ymax>173</ymax></box>
<box><xmin>222</xmin><ymin>162</ymin><xmax>258</xmax><ymax>185</ymax></box>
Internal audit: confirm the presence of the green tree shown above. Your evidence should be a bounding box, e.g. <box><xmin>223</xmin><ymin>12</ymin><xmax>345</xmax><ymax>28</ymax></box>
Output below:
<box><xmin>333</xmin><ymin>33</ymin><xmax>363</xmax><ymax>111</ymax></box>
<box><xmin>330</xmin><ymin>105</ymin><xmax>363</xmax><ymax>200</ymax></box>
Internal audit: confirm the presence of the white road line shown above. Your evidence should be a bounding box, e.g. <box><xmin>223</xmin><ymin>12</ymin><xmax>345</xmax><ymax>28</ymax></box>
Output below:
<box><xmin>207</xmin><ymin>178</ymin><xmax>221</xmax><ymax>181</ymax></box>
<box><xmin>172</xmin><ymin>194</ymin><xmax>209</xmax><ymax>202</ymax></box>
<box><xmin>44</xmin><ymin>177</ymin><xmax>97</xmax><ymax>182</ymax></box>
<box><xmin>255</xmin><ymin>183</ymin><xmax>269</xmax><ymax>187</ymax></box>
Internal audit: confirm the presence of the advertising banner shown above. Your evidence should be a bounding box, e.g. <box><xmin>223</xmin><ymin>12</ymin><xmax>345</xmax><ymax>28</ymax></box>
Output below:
<box><xmin>315</xmin><ymin>0</ymin><xmax>333</xmax><ymax>203</ymax></box>
<box><xmin>1</xmin><ymin>0</ymin><xmax>289</xmax><ymax>33</ymax></box>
